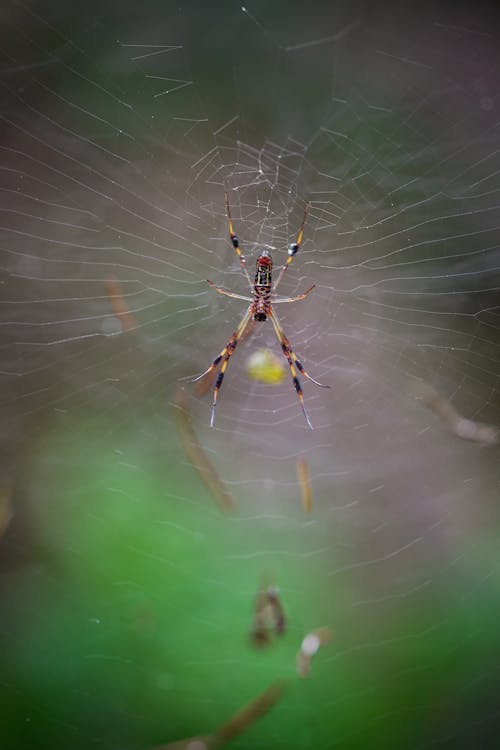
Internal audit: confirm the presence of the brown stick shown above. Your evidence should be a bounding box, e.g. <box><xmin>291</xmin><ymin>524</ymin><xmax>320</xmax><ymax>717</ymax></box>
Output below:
<box><xmin>174</xmin><ymin>388</ymin><xmax>235</xmax><ymax>512</ymax></box>
<box><xmin>212</xmin><ymin>680</ymin><xmax>287</xmax><ymax>746</ymax></box>
<box><xmin>105</xmin><ymin>277</ymin><xmax>138</xmax><ymax>333</ymax></box>
<box><xmin>297</xmin><ymin>457</ymin><xmax>313</xmax><ymax>513</ymax></box>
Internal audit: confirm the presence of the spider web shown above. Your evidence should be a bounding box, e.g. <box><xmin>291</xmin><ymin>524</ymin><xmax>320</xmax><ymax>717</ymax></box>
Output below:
<box><xmin>1</xmin><ymin>1</ymin><xmax>500</xmax><ymax>749</ymax></box>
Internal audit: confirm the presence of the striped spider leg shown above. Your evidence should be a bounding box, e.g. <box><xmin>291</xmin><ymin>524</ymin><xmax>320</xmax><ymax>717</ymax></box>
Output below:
<box><xmin>191</xmin><ymin>309</ymin><xmax>252</xmax><ymax>428</ymax></box>
<box><xmin>192</xmin><ymin>194</ymin><xmax>329</xmax><ymax>428</ymax></box>
<box><xmin>268</xmin><ymin>308</ymin><xmax>329</xmax><ymax>430</ymax></box>
<box><xmin>272</xmin><ymin>200</ymin><xmax>310</xmax><ymax>293</ymax></box>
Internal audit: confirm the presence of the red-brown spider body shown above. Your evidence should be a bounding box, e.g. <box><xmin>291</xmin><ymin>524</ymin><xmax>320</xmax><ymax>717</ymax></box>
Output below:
<box><xmin>252</xmin><ymin>251</ymin><xmax>273</xmax><ymax>321</ymax></box>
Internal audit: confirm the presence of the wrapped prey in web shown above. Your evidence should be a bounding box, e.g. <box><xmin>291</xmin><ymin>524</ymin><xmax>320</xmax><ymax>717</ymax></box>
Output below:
<box><xmin>250</xmin><ymin>576</ymin><xmax>286</xmax><ymax>647</ymax></box>
<box><xmin>296</xmin><ymin>627</ymin><xmax>333</xmax><ymax>678</ymax></box>
<box><xmin>246</xmin><ymin>348</ymin><xmax>287</xmax><ymax>384</ymax></box>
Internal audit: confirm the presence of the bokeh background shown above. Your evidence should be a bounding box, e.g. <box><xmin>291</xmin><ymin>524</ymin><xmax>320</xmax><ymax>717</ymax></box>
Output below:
<box><xmin>1</xmin><ymin>1</ymin><xmax>500</xmax><ymax>748</ymax></box>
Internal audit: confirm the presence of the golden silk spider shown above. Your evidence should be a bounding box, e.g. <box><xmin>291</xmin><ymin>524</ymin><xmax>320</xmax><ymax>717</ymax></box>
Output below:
<box><xmin>192</xmin><ymin>193</ymin><xmax>329</xmax><ymax>429</ymax></box>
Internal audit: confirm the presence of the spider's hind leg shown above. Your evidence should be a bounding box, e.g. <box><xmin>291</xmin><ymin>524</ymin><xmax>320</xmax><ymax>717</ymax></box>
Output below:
<box><xmin>269</xmin><ymin>309</ymin><xmax>329</xmax><ymax>430</ymax></box>
<box><xmin>191</xmin><ymin>309</ymin><xmax>252</xmax><ymax>427</ymax></box>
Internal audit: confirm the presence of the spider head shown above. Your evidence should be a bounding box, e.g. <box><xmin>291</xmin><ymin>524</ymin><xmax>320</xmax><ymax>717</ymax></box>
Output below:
<box><xmin>254</xmin><ymin>312</ymin><xmax>267</xmax><ymax>322</ymax></box>
<box><xmin>256</xmin><ymin>249</ymin><xmax>273</xmax><ymax>268</ymax></box>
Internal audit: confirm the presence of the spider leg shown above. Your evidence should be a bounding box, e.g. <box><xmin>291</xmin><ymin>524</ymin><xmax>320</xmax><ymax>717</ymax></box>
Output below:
<box><xmin>225</xmin><ymin>192</ymin><xmax>253</xmax><ymax>290</ymax></box>
<box><xmin>270</xmin><ymin>309</ymin><xmax>329</xmax><ymax>389</ymax></box>
<box><xmin>273</xmin><ymin>201</ymin><xmax>310</xmax><ymax>293</ymax></box>
<box><xmin>272</xmin><ymin>284</ymin><xmax>316</xmax><ymax>303</ymax></box>
<box><xmin>269</xmin><ymin>309</ymin><xmax>329</xmax><ymax>430</ymax></box>
<box><xmin>190</xmin><ymin>309</ymin><xmax>252</xmax><ymax>427</ymax></box>
<box><xmin>190</xmin><ymin>309</ymin><xmax>251</xmax><ymax>384</ymax></box>
<box><xmin>207</xmin><ymin>280</ymin><xmax>253</xmax><ymax>302</ymax></box>
<box><xmin>210</xmin><ymin>309</ymin><xmax>252</xmax><ymax>427</ymax></box>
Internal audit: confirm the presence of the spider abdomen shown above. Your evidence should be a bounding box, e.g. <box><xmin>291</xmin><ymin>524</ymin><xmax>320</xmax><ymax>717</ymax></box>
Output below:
<box><xmin>254</xmin><ymin>253</ymin><xmax>273</xmax><ymax>292</ymax></box>
<box><xmin>253</xmin><ymin>251</ymin><xmax>273</xmax><ymax>321</ymax></box>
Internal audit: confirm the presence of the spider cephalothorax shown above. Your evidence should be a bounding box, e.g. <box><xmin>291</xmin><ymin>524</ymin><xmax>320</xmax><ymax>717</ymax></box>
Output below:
<box><xmin>192</xmin><ymin>193</ymin><xmax>329</xmax><ymax>429</ymax></box>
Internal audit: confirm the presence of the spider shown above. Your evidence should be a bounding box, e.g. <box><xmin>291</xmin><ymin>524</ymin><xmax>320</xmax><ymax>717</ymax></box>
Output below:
<box><xmin>192</xmin><ymin>193</ymin><xmax>329</xmax><ymax>429</ymax></box>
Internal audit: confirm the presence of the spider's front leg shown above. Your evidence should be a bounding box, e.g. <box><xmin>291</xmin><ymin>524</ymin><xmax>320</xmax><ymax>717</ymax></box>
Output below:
<box><xmin>206</xmin><ymin>280</ymin><xmax>253</xmax><ymax>302</ymax></box>
<box><xmin>225</xmin><ymin>191</ymin><xmax>253</xmax><ymax>289</ymax></box>
<box><xmin>273</xmin><ymin>201</ymin><xmax>310</xmax><ymax>293</ymax></box>
<box><xmin>191</xmin><ymin>309</ymin><xmax>252</xmax><ymax>427</ymax></box>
